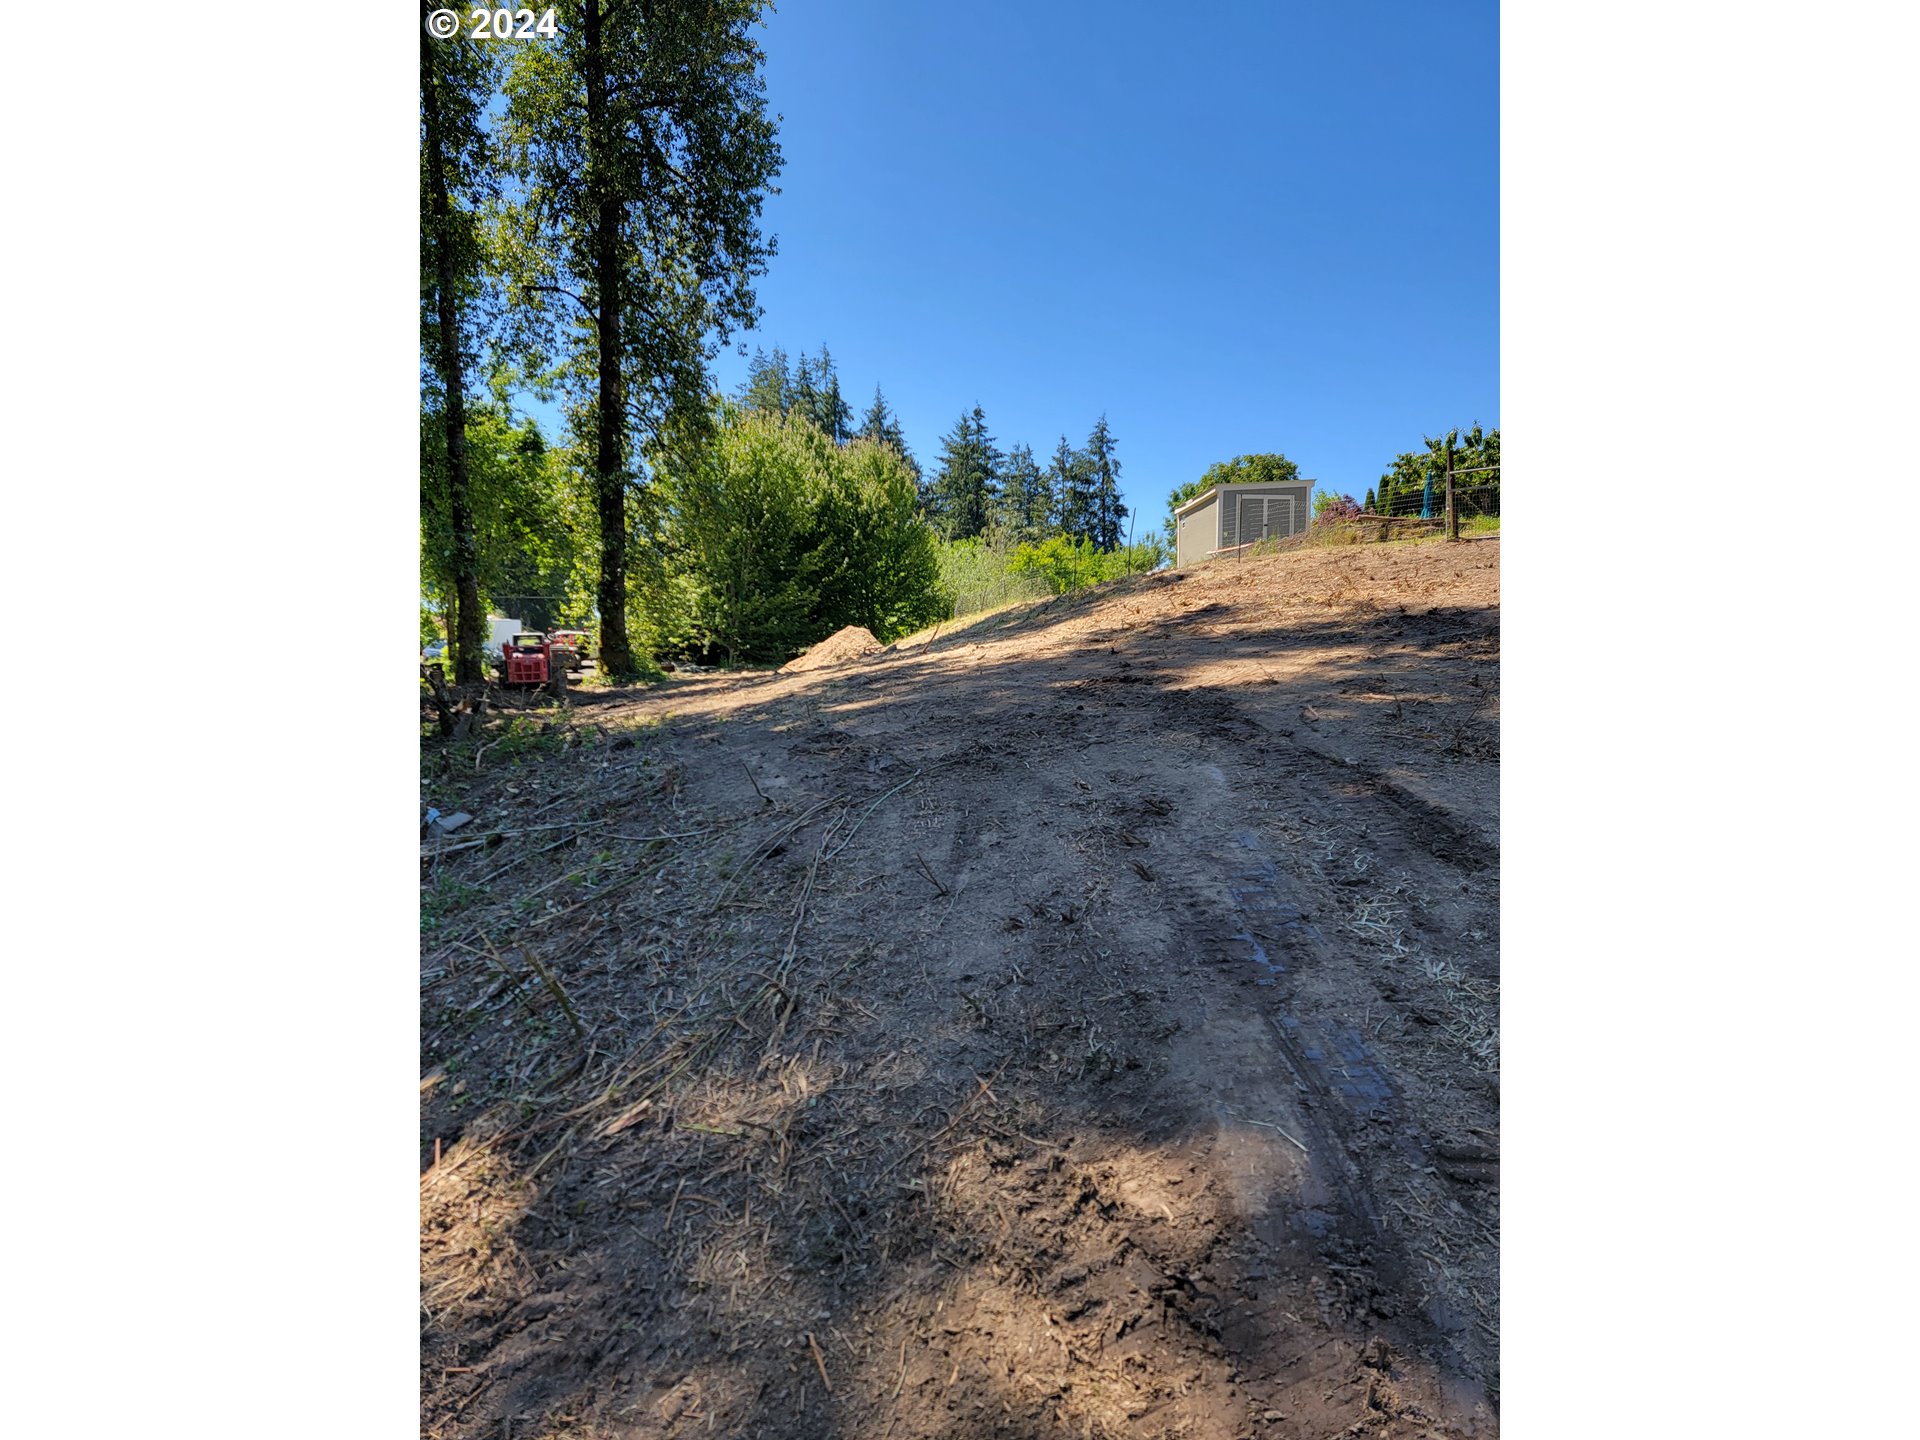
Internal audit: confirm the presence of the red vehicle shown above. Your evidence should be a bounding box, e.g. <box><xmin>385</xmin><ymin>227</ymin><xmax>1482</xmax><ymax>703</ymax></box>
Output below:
<box><xmin>546</xmin><ymin>629</ymin><xmax>591</xmax><ymax>673</ymax></box>
<box><xmin>499</xmin><ymin>633</ymin><xmax>566</xmax><ymax>693</ymax></box>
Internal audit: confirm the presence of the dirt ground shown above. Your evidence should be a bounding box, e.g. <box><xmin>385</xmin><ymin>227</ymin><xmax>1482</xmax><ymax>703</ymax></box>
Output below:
<box><xmin>420</xmin><ymin>535</ymin><xmax>1500</xmax><ymax>1439</ymax></box>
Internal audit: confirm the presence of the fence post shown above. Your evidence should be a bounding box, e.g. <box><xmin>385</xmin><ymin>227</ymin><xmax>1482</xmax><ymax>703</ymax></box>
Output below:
<box><xmin>1445</xmin><ymin>436</ymin><xmax>1458</xmax><ymax>542</ymax></box>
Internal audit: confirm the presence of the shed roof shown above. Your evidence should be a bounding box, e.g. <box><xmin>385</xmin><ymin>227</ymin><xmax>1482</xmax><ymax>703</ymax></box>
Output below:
<box><xmin>1173</xmin><ymin>478</ymin><xmax>1315</xmax><ymax>519</ymax></box>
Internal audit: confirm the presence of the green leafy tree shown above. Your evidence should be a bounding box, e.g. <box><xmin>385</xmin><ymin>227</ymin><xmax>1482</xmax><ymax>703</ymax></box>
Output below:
<box><xmin>808</xmin><ymin>438</ymin><xmax>944</xmax><ymax>639</ymax></box>
<box><xmin>1376</xmin><ymin>426</ymin><xmax>1497</xmax><ymax>518</ymax></box>
<box><xmin>1198</xmin><ymin>452</ymin><xmax>1303</xmax><ymax>489</ymax></box>
<box><xmin>420</xmin><ymin>6</ymin><xmax>499</xmax><ymax>682</ymax></box>
<box><xmin>655</xmin><ymin>407</ymin><xmax>826</xmax><ymax>664</ymax></box>
<box><xmin>1008</xmin><ymin>534</ymin><xmax>1169</xmax><ymax>596</ymax></box>
<box><xmin>422</xmin><ymin>405</ymin><xmax>594</xmax><ymax>636</ymax></box>
<box><xmin>499</xmin><ymin>0</ymin><xmax>784</xmax><ymax>678</ymax></box>
<box><xmin>1084</xmin><ymin>415</ymin><xmax>1126</xmax><ymax>551</ymax></box>
<box><xmin>638</xmin><ymin>407</ymin><xmax>945</xmax><ymax>662</ymax></box>
<box><xmin>928</xmin><ymin>406</ymin><xmax>1000</xmax><ymax>541</ymax></box>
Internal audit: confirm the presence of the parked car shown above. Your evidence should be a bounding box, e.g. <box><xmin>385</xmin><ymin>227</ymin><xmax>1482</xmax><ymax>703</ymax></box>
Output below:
<box><xmin>421</xmin><ymin>640</ymin><xmax>447</xmax><ymax>663</ymax></box>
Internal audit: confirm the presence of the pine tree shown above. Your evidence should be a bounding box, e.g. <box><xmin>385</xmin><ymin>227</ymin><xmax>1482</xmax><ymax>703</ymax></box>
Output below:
<box><xmin>1084</xmin><ymin>415</ymin><xmax>1126</xmax><ymax>551</ymax></box>
<box><xmin>1364</xmin><ymin>487</ymin><xmax>1377</xmax><ymax>513</ymax></box>
<box><xmin>811</xmin><ymin>344</ymin><xmax>854</xmax><ymax>441</ymax></box>
<box><xmin>929</xmin><ymin>406</ymin><xmax>1000</xmax><ymax>540</ymax></box>
<box><xmin>790</xmin><ymin>352</ymin><xmax>818</xmax><ymax>428</ymax></box>
<box><xmin>858</xmin><ymin>385</ymin><xmax>892</xmax><ymax>444</ymax></box>
<box><xmin>859</xmin><ymin>385</ymin><xmax>918</xmax><ymax>480</ymax></box>
<box><xmin>996</xmin><ymin>443</ymin><xmax>1050</xmax><ymax>543</ymax></box>
<box><xmin>740</xmin><ymin>344</ymin><xmax>790</xmax><ymax>415</ymax></box>
<box><xmin>1049</xmin><ymin>435</ymin><xmax>1091</xmax><ymax>540</ymax></box>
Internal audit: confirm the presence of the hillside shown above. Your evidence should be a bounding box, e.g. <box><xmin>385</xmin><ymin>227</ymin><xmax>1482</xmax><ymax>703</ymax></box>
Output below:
<box><xmin>421</xmin><ymin>537</ymin><xmax>1502</xmax><ymax>1439</ymax></box>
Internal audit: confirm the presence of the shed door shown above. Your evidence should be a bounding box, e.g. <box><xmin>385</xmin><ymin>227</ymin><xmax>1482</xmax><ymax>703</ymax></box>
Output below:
<box><xmin>1235</xmin><ymin>494</ymin><xmax>1295</xmax><ymax>544</ymax></box>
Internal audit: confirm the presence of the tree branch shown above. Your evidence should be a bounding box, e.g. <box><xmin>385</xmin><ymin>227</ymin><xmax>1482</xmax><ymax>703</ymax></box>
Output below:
<box><xmin>522</xmin><ymin>283</ymin><xmax>596</xmax><ymax>318</ymax></box>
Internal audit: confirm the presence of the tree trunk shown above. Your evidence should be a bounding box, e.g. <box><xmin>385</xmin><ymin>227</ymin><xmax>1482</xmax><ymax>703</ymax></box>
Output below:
<box><xmin>421</xmin><ymin>6</ymin><xmax>485</xmax><ymax>684</ymax></box>
<box><xmin>584</xmin><ymin>1</ymin><xmax>635</xmax><ymax>679</ymax></box>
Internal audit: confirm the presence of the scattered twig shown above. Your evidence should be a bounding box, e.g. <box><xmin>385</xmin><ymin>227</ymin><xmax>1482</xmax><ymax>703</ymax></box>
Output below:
<box><xmin>741</xmin><ymin>761</ymin><xmax>773</xmax><ymax>807</ymax></box>
<box><xmin>1245</xmin><ymin>1117</ymin><xmax>1312</xmax><ymax>1154</ymax></box>
<box><xmin>912</xmin><ymin>852</ymin><xmax>949</xmax><ymax>897</ymax></box>
<box><xmin>502</xmin><ymin>938</ymin><xmax>585</xmax><ymax>1041</ymax></box>
<box><xmin>824</xmin><ymin>770</ymin><xmax>921</xmax><ymax>860</ymax></box>
<box><xmin>806</xmin><ymin>1331</ymin><xmax>832</xmax><ymax>1394</ymax></box>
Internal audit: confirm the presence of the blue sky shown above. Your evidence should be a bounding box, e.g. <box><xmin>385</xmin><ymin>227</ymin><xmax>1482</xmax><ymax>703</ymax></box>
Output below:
<box><xmin>539</xmin><ymin>0</ymin><xmax>1497</xmax><ymax>526</ymax></box>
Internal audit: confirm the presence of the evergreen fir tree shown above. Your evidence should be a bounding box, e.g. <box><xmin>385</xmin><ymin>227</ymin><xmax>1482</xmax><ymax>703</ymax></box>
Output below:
<box><xmin>1049</xmin><ymin>435</ymin><xmax>1091</xmax><ymax>540</ymax></box>
<box><xmin>929</xmin><ymin>406</ymin><xmax>1000</xmax><ymax>540</ymax></box>
<box><xmin>1084</xmin><ymin>415</ymin><xmax>1126</xmax><ymax>551</ymax></box>
<box><xmin>859</xmin><ymin>385</ymin><xmax>919</xmax><ymax>482</ymax></box>
<box><xmin>812</xmin><ymin>344</ymin><xmax>854</xmax><ymax>441</ymax></box>
<box><xmin>740</xmin><ymin>344</ymin><xmax>790</xmax><ymax>415</ymax></box>
<box><xmin>858</xmin><ymin>385</ymin><xmax>892</xmax><ymax>444</ymax></box>
<box><xmin>790</xmin><ymin>352</ymin><xmax>818</xmax><ymax>428</ymax></box>
<box><xmin>996</xmin><ymin>443</ymin><xmax>1050</xmax><ymax>543</ymax></box>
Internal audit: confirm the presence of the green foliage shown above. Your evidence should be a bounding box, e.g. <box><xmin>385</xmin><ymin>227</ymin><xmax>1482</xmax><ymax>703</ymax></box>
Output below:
<box><xmin>928</xmin><ymin>407</ymin><xmax>1001</xmax><ymax>541</ymax></box>
<box><xmin>1083</xmin><ymin>416</ymin><xmax>1127</xmax><ymax>551</ymax></box>
<box><xmin>1007</xmin><ymin>535</ymin><xmax>1165</xmax><ymax>595</ymax></box>
<box><xmin>1048</xmin><ymin>435</ymin><xmax>1092</xmax><ymax>541</ymax></box>
<box><xmin>858</xmin><ymin>385</ymin><xmax>919</xmax><ymax>483</ymax></box>
<box><xmin>935</xmin><ymin>534</ymin><xmax>1051</xmax><ymax>619</ymax></box>
<box><xmin>497</xmin><ymin>0</ymin><xmax>784</xmax><ymax>676</ymax></box>
<box><xmin>808</xmin><ymin>438</ymin><xmax>946</xmax><ymax>640</ymax></box>
<box><xmin>1199</xmin><ymin>453</ymin><xmax>1303</xmax><ymax>489</ymax></box>
<box><xmin>421</xmin><ymin>404</ymin><xmax>594</xmax><ymax>627</ymax></box>
<box><xmin>421</xmin><ymin>607</ymin><xmax>444</xmax><ymax>648</ymax></box>
<box><xmin>994</xmin><ymin>443</ymin><xmax>1051</xmax><ymax>545</ymax></box>
<box><xmin>637</xmin><ymin>407</ymin><xmax>945</xmax><ymax>663</ymax></box>
<box><xmin>1377</xmin><ymin>425</ymin><xmax>1498</xmax><ymax>518</ymax></box>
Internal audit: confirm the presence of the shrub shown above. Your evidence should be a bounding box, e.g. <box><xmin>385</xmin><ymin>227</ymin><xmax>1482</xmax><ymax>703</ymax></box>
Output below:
<box><xmin>1313</xmin><ymin>492</ymin><xmax>1363</xmax><ymax>524</ymax></box>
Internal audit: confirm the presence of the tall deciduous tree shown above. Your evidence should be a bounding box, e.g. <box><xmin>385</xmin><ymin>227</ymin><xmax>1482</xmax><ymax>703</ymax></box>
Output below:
<box><xmin>1198</xmin><ymin>452</ymin><xmax>1303</xmax><ymax>490</ymax></box>
<box><xmin>420</xmin><ymin>5</ymin><xmax>498</xmax><ymax>683</ymax></box>
<box><xmin>500</xmin><ymin>1</ymin><xmax>783</xmax><ymax>677</ymax></box>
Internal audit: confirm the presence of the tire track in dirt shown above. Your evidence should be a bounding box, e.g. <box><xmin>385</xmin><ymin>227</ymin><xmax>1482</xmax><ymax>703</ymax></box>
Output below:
<box><xmin>421</xmin><ymin>540</ymin><xmax>1501</xmax><ymax>1439</ymax></box>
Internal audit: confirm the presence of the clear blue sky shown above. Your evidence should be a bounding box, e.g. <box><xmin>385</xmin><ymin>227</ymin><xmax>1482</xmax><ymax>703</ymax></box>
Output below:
<box><xmin>544</xmin><ymin>0</ymin><xmax>1497</xmax><ymax>527</ymax></box>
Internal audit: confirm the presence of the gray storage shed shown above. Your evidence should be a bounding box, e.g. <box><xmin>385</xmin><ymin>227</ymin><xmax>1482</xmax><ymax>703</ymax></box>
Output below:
<box><xmin>1173</xmin><ymin>479</ymin><xmax>1316</xmax><ymax>566</ymax></box>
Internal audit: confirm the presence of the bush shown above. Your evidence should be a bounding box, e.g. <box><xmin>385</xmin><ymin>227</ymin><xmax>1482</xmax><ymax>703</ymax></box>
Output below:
<box><xmin>1006</xmin><ymin>535</ymin><xmax>1167</xmax><ymax>596</ymax></box>
<box><xmin>1313</xmin><ymin>492</ymin><xmax>1363</xmax><ymax>524</ymax></box>
<box><xmin>638</xmin><ymin>407</ymin><xmax>947</xmax><ymax>664</ymax></box>
<box><xmin>937</xmin><ymin>534</ymin><xmax>1051</xmax><ymax>619</ymax></box>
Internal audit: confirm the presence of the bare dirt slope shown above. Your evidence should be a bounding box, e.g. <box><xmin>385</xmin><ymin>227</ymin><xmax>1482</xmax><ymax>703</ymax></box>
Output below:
<box><xmin>421</xmin><ymin>536</ymin><xmax>1500</xmax><ymax>1440</ymax></box>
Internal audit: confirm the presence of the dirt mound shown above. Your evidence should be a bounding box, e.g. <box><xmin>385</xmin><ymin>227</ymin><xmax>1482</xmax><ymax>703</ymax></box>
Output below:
<box><xmin>780</xmin><ymin>624</ymin><xmax>884</xmax><ymax>672</ymax></box>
